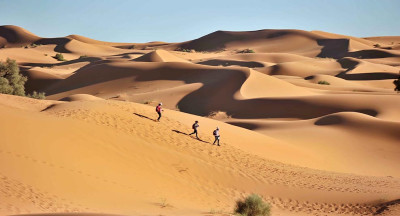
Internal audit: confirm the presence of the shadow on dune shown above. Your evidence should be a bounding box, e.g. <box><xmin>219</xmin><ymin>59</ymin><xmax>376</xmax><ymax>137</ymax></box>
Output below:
<box><xmin>338</xmin><ymin>72</ymin><xmax>399</xmax><ymax>80</ymax></box>
<box><xmin>348</xmin><ymin>49</ymin><xmax>397</xmax><ymax>59</ymax></box>
<box><xmin>337</xmin><ymin>58</ymin><xmax>399</xmax><ymax>80</ymax></box>
<box><xmin>317</xmin><ymin>39</ymin><xmax>399</xmax><ymax>59</ymax></box>
<box><xmin>133</xmin><ymin>113</ymin><xmax>155</xmax><ymax>121</ymax></box>
<box><xmin>40</xmin><ymin>104</ymin><xmax>57</xmax><ymax>112</ymax></box>
<box><xmin>226</xmin><ymin>122</ymin><xmax>261</xmax><ymax>130</ymax></box>
<box><xmin>314</xmin><ymin>115</ymin><xmax>344</xmax><ymax>126</ymax></box>
<box><xmin>372</xmin><ymin>199</ymin><xmax>400</xmax><ymax>215</ymax></box>
<box><xmin>21</xmin><ymin>57</ymin><xmax>102</xmax><ymax>68</ymax></box>
<box><xmin>172</xmin><ymin>130</ymin><xmax>209</xmax><ymax>143</ymax></box>
<box><xmin>19</xmin><ymin>67</ymin><xmax>62</xmax><ymax>93</ymax></box>
<box><xmin>35</xmin><ymin>37</ymin><xmax>72</xmax><ymax>53</ymax></box>
<box><xmin>43</xmin><ymin>62</ymin><xmax>387</xmax><ymax>120</ymax></box>
<box><xmin>317</xmin><ymin>39</ymin><xmax>349</xmax><ymax>59</ymax></box>
<box><xmin>197</xmin><ymin>59</ymin><xmax>264</xmax><ymax>68</ymax></box>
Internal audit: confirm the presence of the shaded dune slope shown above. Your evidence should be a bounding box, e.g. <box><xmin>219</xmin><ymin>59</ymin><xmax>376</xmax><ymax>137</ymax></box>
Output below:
<box><xmin>42</xmin><ymin>61</ymin><xmax>400</xmax><ymax>121</ymax></box>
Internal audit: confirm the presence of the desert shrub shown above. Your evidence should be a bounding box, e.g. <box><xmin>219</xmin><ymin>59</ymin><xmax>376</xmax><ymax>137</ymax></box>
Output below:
<box><xmin>238</xmin><ymin>48</ymin><xmax>255</xmax><ymax>53</ymax></box>
<box><xmin>30</xmin><ymin>43</ymin><xmax>40</xmax><ymax>48</ymax></box>
<box><xmin>0</xmin><ymin>58</ymin><xmax>27</xmax><ymax>96</ymax></box>
<box><xmin>79</xmin><ymin>55</ymin><xmax>88</xmax><ymax>59</ymax></box>
<box><xmin>373</xmin><ymin>44</ymin><xmax>381</xmax><ymax>48</ymax></box>
<box><xmin>234</xmin><ymin>194</ymin><xmax>270</xmax><ymax>216</ymax></box>
<box><xmin>54</xmin><ymin>53</ymin><xmax>66</xmax><ymax>61</ymax></box>
<box><xmin>175</xmin><ymin>47</ymin><xmax>194</xmax><ymax>52</ymax></box>
<box><xmin>318</xmin><ymin>80</ymin><xmax>330</xmax><ymax>85</ymax></box>
<box><xmin>27</xmin><ymin>91</ymin><xmax>46</xmax><ymax>99</ymax></box>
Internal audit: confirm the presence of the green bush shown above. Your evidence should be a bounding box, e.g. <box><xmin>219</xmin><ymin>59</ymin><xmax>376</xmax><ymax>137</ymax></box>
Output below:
<box><xmin>0</xmin><ymin>58</ymin><xmax>27</xmax><ymax>96</ymax></box>
<box><xmin>27</xmin><ymin>91</ymin><xmax>46</xmax><ymax>99</ymax></box>
<box><xmin>238</xmin><ymin>49</ymin><xmax>255</xmax><ymax>53</ymax></box>
<box><xmin>373</xmin><ymin>44</ymin><xmax>381</xmax><ymax>48</ymax></box>
<box><xmin>234</xmin><ymin>194</ymin><xmax>270</xmax><ymax>216</ymax></box>
<box><xmin>54</xmin><ymin>53</ymin><xmax>66</xmax><ymax>61</ymax></box>
<box><xmin>318</xmin><ymin>80</ymin><xmax>330</xmax><ymax>85</ymax></box>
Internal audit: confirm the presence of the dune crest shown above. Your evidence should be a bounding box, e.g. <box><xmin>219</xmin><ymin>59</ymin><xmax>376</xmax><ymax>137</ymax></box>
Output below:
<box><xmin>1</xmin><ymin>25</ymin><xmax>400</xmax><ymax>216</ymax></box>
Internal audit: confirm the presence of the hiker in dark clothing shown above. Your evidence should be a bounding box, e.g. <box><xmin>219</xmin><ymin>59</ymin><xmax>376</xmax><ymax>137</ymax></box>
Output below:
<box><xmin>189</xmin><ymin>120</ymin><xmax>199</xmax><ymax>139</ymax></box>
<box><xmin>212</xmin><ymin>127</ymin><xmax>220</xmax><ymax>146</ymax></box>
<box><xmin>155</xmin><ymin>102</ymin><xmax>163</xmax><ymax>121</ymax></box>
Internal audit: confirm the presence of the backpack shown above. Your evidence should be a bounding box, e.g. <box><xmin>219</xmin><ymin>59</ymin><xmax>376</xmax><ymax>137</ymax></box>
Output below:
<box><xmin>213</xmin><ymin>130</ymin><xmax>217</xmax><ymax>136</ymax></box>
<box><xmin>156</xmin><ymin>106</ymin><xmax>161</xmax><ymax>112</ymax></box>
<box><xmin>192</xmin><ymin>124</ymin><xmax>196</xmax><ymax>129</ymax></box>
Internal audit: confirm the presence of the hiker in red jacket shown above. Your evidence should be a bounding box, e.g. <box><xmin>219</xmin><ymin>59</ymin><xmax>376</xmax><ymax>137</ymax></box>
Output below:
<box><xmin>189</xmin><ymin>120</ymin><xmax>199</xmax><ymax>139</ymax></box>
<box><xmin>155</xmin><ymin>102</ymin><xmax>163</xmax><ymax>121</ymax></box>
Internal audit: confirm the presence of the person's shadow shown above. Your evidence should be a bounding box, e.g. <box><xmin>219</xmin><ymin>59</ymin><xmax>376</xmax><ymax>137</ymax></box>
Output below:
<box><xmin>133</xmin><ymin>113</ymin><xmax>156</xmax><ymax>122</ymax></box>
<box><xmin>172</xmin><ymin>130</ymin><xmax>209</xmax><ymax>144</ymax></box>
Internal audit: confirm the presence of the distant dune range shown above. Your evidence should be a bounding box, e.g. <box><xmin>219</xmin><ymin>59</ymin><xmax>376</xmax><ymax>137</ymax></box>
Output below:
<box><xmin>1</xmin><ymin>25</ymin><xmax>400</xmax><ymax>216</ymax></box>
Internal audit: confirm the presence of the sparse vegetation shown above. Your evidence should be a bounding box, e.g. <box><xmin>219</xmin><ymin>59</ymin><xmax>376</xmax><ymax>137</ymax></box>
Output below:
<box><xmin>0</xmin><ymin>58</ymin><xmax>46</xmax><ymax>99</ymax></box>
<box><xmin>207</xmin><ymin>110</ymin><xmax>231</xmax><ymax>119</ymax></box>
<box><xmin>373</xmin><ymin>44</ymin><xmax>381</xmax><ymax>48</ymax></box>
<box><xmin>30</xmin><ymin>43</ymin><xmax>40</xmax><ymax>48</ymax></box>
<box><xmin>175</xmin><ymin>47</ymin><xmax>195</xmax><ymax>53</ymax></box>
<box><xmin>79</xmin><ymin>55</ymin><xmax>88</xmax><ymax>59</ymax></box>
<box><xmin>159</xmin><ymin>197</ymin><xmax>169</xmax><ymax>208</ymax></box>
<box><xmin>44</xmin><ymin>53</ymin><xmax>48</xmax><ymax>56</ymax></box>
<box><xmin>0</xmin><ymin>58</ymin><xmax>27</xmax><ymax>96</ymax></box>
<box><xmin>238</xmin><ymin>48</ymin><xmax>255</xmax><ymax>53</ymax></box>
<box><xmin>234</xmin><ymin>194</ymin><xmax>271</xmax><ymax>216</ymax></box>
<box><xmin>27</xmin><ymin>91</ymin><xmax>46</xmax><ymax>99</ymax></box>
<box><xmin>130</xmin><ymin>45</ymin><xmax>135</xmax><ymax>49</ymax></box>
<box><xmin>209</xmin><ymin>208</ymin><xmax>223</xmax><ymax>215</ymax></box>
<box><xmin>54</xmin><ymin>53</ymin><xmax>66</xmax><ymax>61</ymax></box>
<box><xmin>23</xmin><ymin>43</ymin><xmax>41</xmax><ymax>48</ymax></box>
<box><xmin>318</xmin><ymin>80</ymin><xmax>330</xmax><ymax>85</ymax></box>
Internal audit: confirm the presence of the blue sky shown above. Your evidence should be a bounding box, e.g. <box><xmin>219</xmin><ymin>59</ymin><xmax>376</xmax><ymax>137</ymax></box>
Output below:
<box><xmin>1</xmin><ymin>0</ymin><xmax>399</xmax><ymax>43</ymax></box>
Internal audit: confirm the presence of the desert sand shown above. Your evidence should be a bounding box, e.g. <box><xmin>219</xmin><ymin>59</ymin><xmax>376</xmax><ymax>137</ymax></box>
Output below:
<box><xmin>1</xmin><ymin>25</ymin><xmax>400</xmax><ymax>216</ymax></box>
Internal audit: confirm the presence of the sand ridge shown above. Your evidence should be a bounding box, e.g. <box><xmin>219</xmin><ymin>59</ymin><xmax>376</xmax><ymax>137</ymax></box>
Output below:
<box><xmin>1</xmin><ymin>25</ymin><xmax>400</xmax><ymax>216</ymax></box>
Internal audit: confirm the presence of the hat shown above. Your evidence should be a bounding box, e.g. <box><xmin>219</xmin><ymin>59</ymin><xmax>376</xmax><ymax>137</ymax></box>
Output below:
<box><xmin>159</xmin><ymin>102</ymin><xmax>163</xmax><ymax>105</ymax></box>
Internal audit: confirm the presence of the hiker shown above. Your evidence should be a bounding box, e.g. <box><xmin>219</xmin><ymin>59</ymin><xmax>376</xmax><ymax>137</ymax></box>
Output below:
<box><xmin>155</xmin><ymin>102</ymin><xmax>163</xmax><ymax>121</ymax></box>
<box><xmin>189</xmin><ymin>120</ymin><xmax>199</xmax><ymax>139</ymax></box>
<box><xmin>212</xmin><ymin>127</ymin><xmax>220</xmax><ymax>146</ymax></box>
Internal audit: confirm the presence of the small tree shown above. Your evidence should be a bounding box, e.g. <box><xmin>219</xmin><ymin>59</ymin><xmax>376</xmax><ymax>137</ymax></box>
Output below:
<box><xmin>28</xmin><ymin>91</ymin><xmax>46</xmax><ymax>99</ymax></box>
<box><xmin>234</xmin><ymin>194</ymin><xmax>270</xmax><ymax>216</ymax></box>
<box><xmin>54</xmin><ymin>53</ymin><xmax>66</xmax><ymax>61</ymax></box>
<box><xmin>0</xmin><ymin>58</ymin><xmax>27</xmax><ymax>96</ymax></box>
<box><xmin>394</xmin><ymin>72</ymin><xmax>400</xmax><ymax>92</ymax></box>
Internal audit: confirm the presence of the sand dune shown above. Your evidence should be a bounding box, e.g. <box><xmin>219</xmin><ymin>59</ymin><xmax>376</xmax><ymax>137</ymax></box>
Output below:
<box><xmin>227</xmin><ymin>111</ymin><xmax>400</xmax><ymax>176</ymax></box>
<box><xmin>133</xmin><ymin>49</ymin><xmax>189</xmax><ymax>63</ymax></box>
<box><xmin>1</xmin><ymin>94</ymin><xmax>400</xmax><ymax>216</ymax></box>
<box><xmin>0</xmin><ymin>25</ymin><xmax>40</xmax><ymax>47</ymax></box>
<box><xmin>1</xmin><ymin>25</ymin><xmax>400</xmax><ymax>216</ymax></box>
